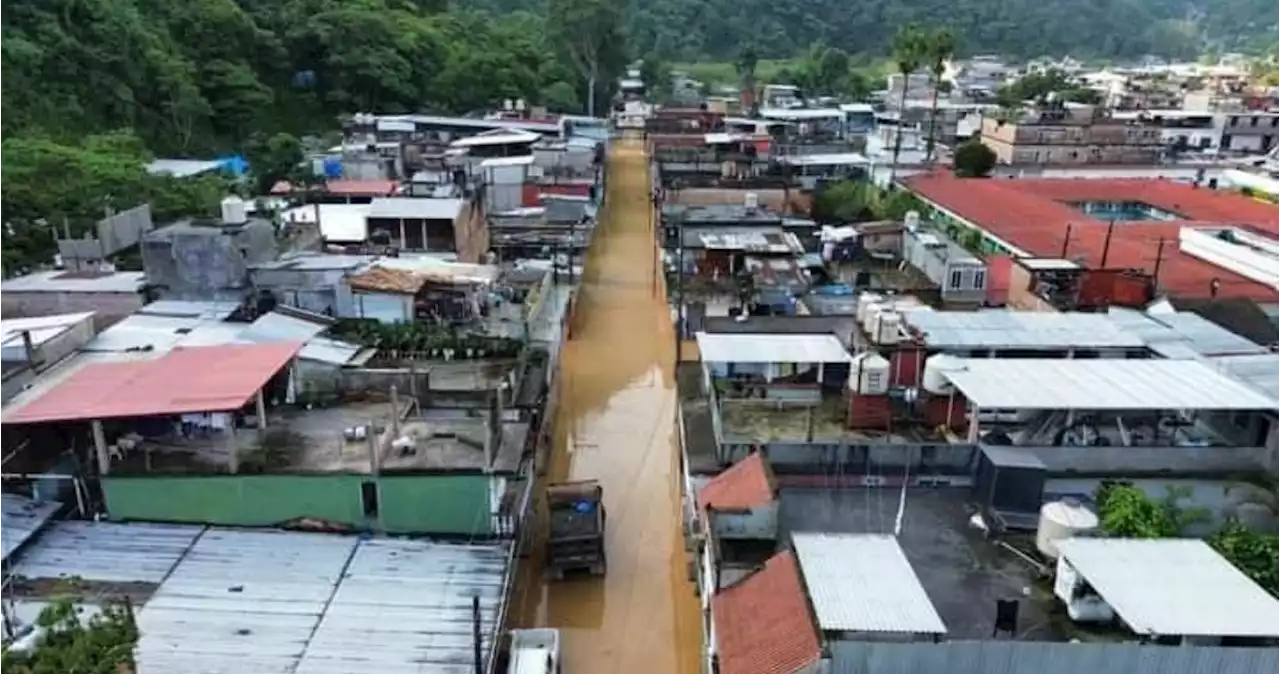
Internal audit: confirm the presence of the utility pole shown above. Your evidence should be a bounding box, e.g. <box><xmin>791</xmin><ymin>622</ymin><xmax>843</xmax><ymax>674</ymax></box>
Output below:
<box><xmin>1152</xmin><ymin>237</ymin><xmax>1166</xmax><ymax>285</ymax></box>
<box><xmin>1099</xmin><ymin>220</ymin><xmax>1116</xmax><ymax>268</ymax></box>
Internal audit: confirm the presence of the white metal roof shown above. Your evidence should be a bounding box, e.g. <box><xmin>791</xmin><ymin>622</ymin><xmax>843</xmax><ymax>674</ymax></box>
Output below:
<box><xmin>2</xmin><ymin>269</ymin><xmax>148</xmax><ymax>294</ymax></box>
<box><xmin>1018</xmin><ymin>257</ymin><xmax>1081</xmax><ymax>271</ymax></box>
<box><xmin>282</xmin><ymin>203</ymin><xmax>372</xmax><ymax>243</ymax></box>
<box><xmin>368</xmin><ymin>197</ymin><xmax>466</xmax><ymax>221</ymax></box>
<box><xmin>449</xmin><ymin>130</ymin><xmax>541</xmax><ymax>148</ymax></box>
<box><xmin>779</xmin><ymin>153</ymin><xmax>870</xmax><ymax>167</ymax></box>
<box><xmin>901</xmin><ymin>310</ymin><xmax>1147</xmax><ymax>350</ymax></box>
<box><xmin>0</xmin><ymin>312</ymin><xmax>95</xmax><ymax>349</ymax></box>
<box><xmin>1204</xmin><ymin>353</ymin><xmax>1280</xmax><ymax>406</ymax></box>
<box><xmin>695</xmin><ymin>332</ymin><xmax>852</xmax><ymax>364</ymax></box>
<box><xmin>942</xmin><ymin>358</ymin><xmax>1277</xmax><ymax>410</ymax></box>
<box><xmin>12</xmin><ymin>520</ymin><xmax>203</xmax><ymax>584</ymax></box>
<box><xmin>1</xmin><ymin>493</ymin><xmax>61</xmax><ymax>564</ymax></box>
<box><xmin>145</xmin><ymin>158</ymin><xmax>225</xmax><ymax>178</ymax></box>
<box><xmin>1057</xmin><ymin>538</ymin><xmax>1280</xmax><ymax>638</ymax></box>
<box><xmin>793</xmin><ymin>533</ymin><xmax>947</xmax><ymax>635</ymax></box>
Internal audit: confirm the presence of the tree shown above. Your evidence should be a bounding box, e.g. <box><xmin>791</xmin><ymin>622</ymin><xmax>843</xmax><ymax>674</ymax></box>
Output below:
<box><xmin>952</xmin><ymin>140</ymin><xmax>997</xmax><ymax>177</ymax></box>
<box><xmin>1</xmin><ymin>597</ymin><xmax>139</xmax><ymax>674</ymax></box>
<box><xmin>996</xmin><ymin>69</ymin><xmax>1101</xmax><ymax>108</ymax></box>
<box><xmin>1209</xmin><ymin>522</ymin><xmax>1280</xmax><ymax>596</ymax></box>
<box><xmin>639</xmin><ymin>54</ymin><xmax>673</xmax><ymax>101</ymax></box>
<box><xmin>540</xmin><ymin>81</ymin><xmax>582</xmax><ymax>112</ymax></box>
<box><xmin>735</xmin><ymin>44</ymin><xmax>760</xmax><ymax>114</ymax></box>
<box><xmin>546</xmin><ymin>0</ymin><xmax>627</xmax><ymax>116</ymax></box>
<box><xmin>244</xmin><ymin>132</ymin><xmax>304</xmax><ymax>195</ymax></box>
<box><xmin>922</xmin><ymin>28</ymin><xmax>956</xmax><ymax>163</ymax></box>
<box><xmin>888</xmin><ymin>25</ymin><xmax>927</xmax><ymax>184</ymax></box>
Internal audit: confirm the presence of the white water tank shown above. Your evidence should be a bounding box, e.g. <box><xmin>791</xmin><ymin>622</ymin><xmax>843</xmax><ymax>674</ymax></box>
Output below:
<box><xmin>904</xmin><ymin>210</ymin><xmax>921</xmax><ymax>231</ymax></box>
<box><xmin>921</xmin><ymin>354</ymin><xmax>963</xmax><ymax>395</ymax></box>
<box><xmin>849</xmin><ymin>352</ymin><xmax>891</xmax><ymax>395</ymax></box>
<box><xmin>744</xmin><ymin>192</ymin><xmax>760</xmax><ymax>209</ymax></box>
<box><xmin>862</xmin><ymin>303</ymin><xmax>884</xmax><ymax>334</ymax></box>
<box><xmin>221</xmin><ymin>195</ymin><xmax>248</xmax><ymax>225</ymax></box>
<box><xmin>855</xmin><ymin>293</ymin><xmax>884</xmax><ymax>324</ymax></box>
<box><xmin>1036</xmin><ymin>499</ymin><xmax>1099</xmax><ymax>560</ymax></box>
<box><xmin>874</xmin><ymin>311</ymin><xmax>901</xmax><ymax>345</ymax></box>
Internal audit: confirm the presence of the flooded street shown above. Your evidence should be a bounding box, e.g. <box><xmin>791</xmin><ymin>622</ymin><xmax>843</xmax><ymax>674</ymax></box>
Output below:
<box><xmin>509</xmin><ymin>139</ymin><xmax>702</xmax><ymax>674</ymax></box>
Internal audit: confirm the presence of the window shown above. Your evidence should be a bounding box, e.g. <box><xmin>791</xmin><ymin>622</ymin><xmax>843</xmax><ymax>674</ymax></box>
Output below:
<box><xmin>361</xmin><ymin>481</ymin><xmax>380</xmax><ymax>517</ymax></box>
<box><xmin>973</xmin><ymin>270</ymin><xmax>986</xmax><ymax>290</ymax></box>
<box><xmin>949</xmin><ymin>269</ymin><xmax>963</xmax><ymax>289</ymax></box>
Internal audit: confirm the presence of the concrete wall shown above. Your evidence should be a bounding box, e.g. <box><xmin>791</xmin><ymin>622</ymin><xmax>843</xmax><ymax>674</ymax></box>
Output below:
<box><xmin>352</xmin><ymin>291</ymin><xmax>412</xmax><ymax>323</ymax></box>
<box><xmin>708</xmin><ymin>502</ymin><xmax>779</xmax><ymax>540</ymax></box>
<box><xmin>1</xmin><ymin>292</ymin><xmax>145</xmax><ymax>329</ymax></box>
<box><xmin>102</xmin><ymin>473</ymin><xmax>496</xmax><ymax>535</ymax></box>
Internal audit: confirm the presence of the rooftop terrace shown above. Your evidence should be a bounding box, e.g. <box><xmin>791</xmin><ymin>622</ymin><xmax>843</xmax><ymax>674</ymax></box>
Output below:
<box><xmin>906</xmin><ymin>175</ymin><xmax>1279</xmax><ymax>302</ymax></box>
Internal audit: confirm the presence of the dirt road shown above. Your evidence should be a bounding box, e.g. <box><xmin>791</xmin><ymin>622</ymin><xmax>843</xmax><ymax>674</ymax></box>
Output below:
<box><xmin>509</xmin><ymin>139</ymin><xmax>702</xmax><ymax>674</ymax></box>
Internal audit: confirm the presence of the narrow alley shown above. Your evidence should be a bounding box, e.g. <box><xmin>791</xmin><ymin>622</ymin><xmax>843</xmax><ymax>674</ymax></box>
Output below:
<box><xmin>509</xmin><ymin>139</ymin><xmax>702</xmax><ymax>673</ymax></box>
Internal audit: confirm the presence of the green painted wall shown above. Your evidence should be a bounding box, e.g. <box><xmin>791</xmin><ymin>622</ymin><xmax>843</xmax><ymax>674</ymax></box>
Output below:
<box><xmin>102</xmin><ymin>473</ymin><xmax>494</xmax><ymax>535</ymax></box>
<box><xmin>379</xmin><ymin>475</ymin><xmax>493</xmax><ymax>537</ymax></box>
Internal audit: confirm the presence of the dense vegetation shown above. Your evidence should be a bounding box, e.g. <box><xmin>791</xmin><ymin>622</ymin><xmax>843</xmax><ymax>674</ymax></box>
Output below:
<box><xmin>625</xmin><ymin>0</ymin><xmax>1276</xmax><ymax>63</ymax></box>
<box><xmin>1095</xmin><ymin>482</ymin><xmax>1279</xmax><ymax>596</ymax></box>
<box><xmin>1</xmin><ymin>0</ymin><xmax>626</xmax><ymax>274</ymax></box>
<box><xmin>1</xmin><ymin>598</ymin><xmax>139</xmax><ymax>674</ymax></box>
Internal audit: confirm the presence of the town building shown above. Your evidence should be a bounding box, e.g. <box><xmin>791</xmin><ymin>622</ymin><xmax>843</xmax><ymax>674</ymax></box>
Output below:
<box><xmin>905</xmin><ymin>175</ymin><xmax>1279</xmax><ymax>302</ymax></box>
<box><xmin>979</xmin><ymin>103</ymin><xmax>1165</xmax><ymax>166</ymax></box>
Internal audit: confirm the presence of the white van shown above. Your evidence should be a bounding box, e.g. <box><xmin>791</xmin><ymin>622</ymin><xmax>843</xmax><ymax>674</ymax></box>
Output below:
<box><xmin>507</xmin><ymin>628</ymin><xmax>561</xmax><ymax>674</ymax></box>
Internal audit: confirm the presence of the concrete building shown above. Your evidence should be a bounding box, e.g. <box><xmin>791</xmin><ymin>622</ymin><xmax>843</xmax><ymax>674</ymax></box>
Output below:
<box><xmin>1220</xmin><ymin>111</ymin><xmax>1280</xmax><ymax>154</ymax></box>
<box><xmin>141</xmin><ymin>199</ymin><xmax>278</xmax><ymax>301</ymax></box>
<box><xmin>1</xmin><ymin>269</ymin><xmax>150</xmax><ymax>328</ymax></box>
<box><xmin>980</xmin><ymin>104</ymin><xmax>1164</xmax><ymax>166</ymax></box>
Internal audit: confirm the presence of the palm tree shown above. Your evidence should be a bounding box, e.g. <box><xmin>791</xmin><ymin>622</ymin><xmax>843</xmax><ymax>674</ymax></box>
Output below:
<box><xmin>923</xmin><ymin>28</ymin><xmax>956</xmax><ymax>164</ymax></box>
<box><xmin>888</xmin><ymin>25</ymin><xmax>927</xmax><ymax>185</ymax></box>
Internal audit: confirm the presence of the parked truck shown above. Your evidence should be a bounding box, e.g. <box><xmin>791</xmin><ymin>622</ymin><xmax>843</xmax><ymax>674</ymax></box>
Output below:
<box><xmin>544</xmin><ymin>480</ymin><xmax>607</xmax><ymax>580</ymax></box>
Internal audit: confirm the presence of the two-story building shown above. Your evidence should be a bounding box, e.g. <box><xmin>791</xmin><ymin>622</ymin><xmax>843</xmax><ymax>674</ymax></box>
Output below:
<box><xmin>980</xmin><ymin>104</ymin><xmax>1164</xmax><ymax>166</ymax></box>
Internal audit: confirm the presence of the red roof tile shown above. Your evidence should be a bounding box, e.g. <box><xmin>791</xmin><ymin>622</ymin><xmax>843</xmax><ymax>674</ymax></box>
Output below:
<box><xmin>712</xmin><ymin>551</ymin><xmax>821</xmax><ymax>674</ymax></box>
<box><xmin>5</xmin><ymin>342</ymin><xmax>303</xmax><ymax>425</ymax></box>
<box><xmin>698</xmin><ymin>451</ymin><xmax>774</xmax><ymax>510</ymax></box>
<box><xmin>906</xmin><ymin>175</ymin><xmax>1279</xmax><ymax>302</ymax></box>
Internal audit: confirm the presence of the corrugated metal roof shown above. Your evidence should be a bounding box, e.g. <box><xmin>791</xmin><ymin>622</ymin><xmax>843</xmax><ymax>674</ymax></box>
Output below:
<box><xmin>901</xmin><ymin>310</ymin><xmax>1146</xmax><ymax>350</ymax></box>
<box><xmin>5</xmin><ymin>342</ymin><xmax>303</xmax><ymax>424</ymax></box>
<box><xmin>1204</xmin><ymin>353</ymin><xmax>1280</xmax><ymax>405</ymax></box>
<box><xmin>11</xmin><ymin>521</ymin><xmax>202</xmax><ymax>584</ymax></box>
<box><xmin>942</xmin><ymin>358</ymin><xmax>1277</xmax><ymax>411</ymax></box>
<box><xmin>0</xmin><ymin>313</ymin><xmax>95</xmax><ymax>350</ymax></box>
<box><xmin>240</xmin><ymin>310</ymin><xmax>332</xmax><ymax>344</ymax></box>
<box><xmin>299</xmin><ymin>337</ymin><xmax>374</xmax><ymax>367</ymax></box>
<box><xmin>792</xmin><ymin>533</ymin><xmax>947</xmax><ymax>635</ymax></box>
<box><xmin>831</xmin><ymin>641</ymin><xmax>1278</xmax><ymax>674</ymax></box>
<box><xmin>695</xmin><ymin>332</ymin><xmax>852</xmax><ymax>364</ymax></box>
<box><xmin>1057</xmin><ymin>538</ymin><xmax>1279</xmax><ymax>638</ymax></box>
<box><xmin>135</xmin><ymin>528</ymin><xmax>359</xmax><ymax>674</ymax></box>
<box><xmin>1106</xmin><ymin>308</ymin><xmax>1267</xmax><ymax>356</ymax></box>
<box><xmin>1</xmin><ymin>493</ymin><xmax>61</xmax><ymax>564</ymax></box>
<box><xmin>295</xmin><ymin>539</ymin><xmax>510</xmax><ymax>674</ymax></box>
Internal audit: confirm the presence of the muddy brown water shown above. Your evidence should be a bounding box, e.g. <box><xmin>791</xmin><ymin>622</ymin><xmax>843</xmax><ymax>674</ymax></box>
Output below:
<box><xmin>508</xmin><ymin>140</ymin><xmax>702</xmax><ymax>674</ymax></box>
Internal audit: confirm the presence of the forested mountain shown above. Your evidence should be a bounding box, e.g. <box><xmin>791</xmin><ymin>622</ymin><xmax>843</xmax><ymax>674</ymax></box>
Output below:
<box><xmin>473</xmin><ymin>0</ymin><xmax>1277</xmax><ymax>62</ymax></box>
<box><xmin>0</xmin><ymin>0</ymin><xmax>618</xmax><ymax>156</ymax></box>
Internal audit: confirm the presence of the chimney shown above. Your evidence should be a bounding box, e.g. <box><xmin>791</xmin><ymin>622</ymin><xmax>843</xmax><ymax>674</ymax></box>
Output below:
<box><xmin>19</xmin><ymin>330</ymin><xmax>37</xmax><ymax>366</ymax></box>
<box><xmin>484</xmin><ymin>390</ymin><xmax>502</xmax><ymax>472</ymax></box>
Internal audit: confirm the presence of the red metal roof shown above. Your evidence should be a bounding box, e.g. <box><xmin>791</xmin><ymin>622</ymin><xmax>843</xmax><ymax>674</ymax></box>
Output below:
<box><xmin>5</xmin><ymin>342</ymin><xmax>303</xmax><ymax>425</ymax></box>
<box><xmin>269</xmin><ymin>179</ymin><xmax>399</xmax><ymax>197</ymax></box>
<box><xmin>906</xmin><ymin>175</ymin><xmax>1279</xmax><ymax>301</ymax></box>
<box><xmin>712</xmin><ymin>551</ymin><xmax>821</xmax><ymax>674</ymax></box>
<box><xmin>698</xmin><ymin>451</ymin><xmax>774</xmax><ymax>510</ymax></box>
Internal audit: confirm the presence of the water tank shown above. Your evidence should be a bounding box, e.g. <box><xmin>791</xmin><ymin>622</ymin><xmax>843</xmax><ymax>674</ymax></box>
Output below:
<box><xmin>849</xmin><ymin>352</ymin><xmax>891</xmax><ymax>395</ymax></box>
<box><xmin>862</xmin><ymin>303</ymin><xmax>884</xmax><ymax>334</ymax></box>
<box><xmin>874</xmin><ymin>311</ymin><xmax>901</xmax><ymax>345</ymax></box>
<box><xmin>1035</xmin><ymin>499</ymin><xmax>1099</xmax><ymax>560</ymax></box>
<box><xmin>904</xmin><ymin>210</ymin><xmax>921</xmax><ymax>230</ymax></box>
<box><xmin>220</xmin><ymin>195</ymin><xmax>248</xmax><ymax>225</ymax></box>
<box><xmin>921</xmin><ymin>354</ymin><xmax>963</xmax><ymax>395</ymax></box>
<box><xmin>855</xmin><ymin>292</ymin><xmax>884</xmax><ymax>324</ymax></box>
<box><xmin>744</xmin><ymin>192</ymin><xmax>759</xmax><ymax>209</ymax></box>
